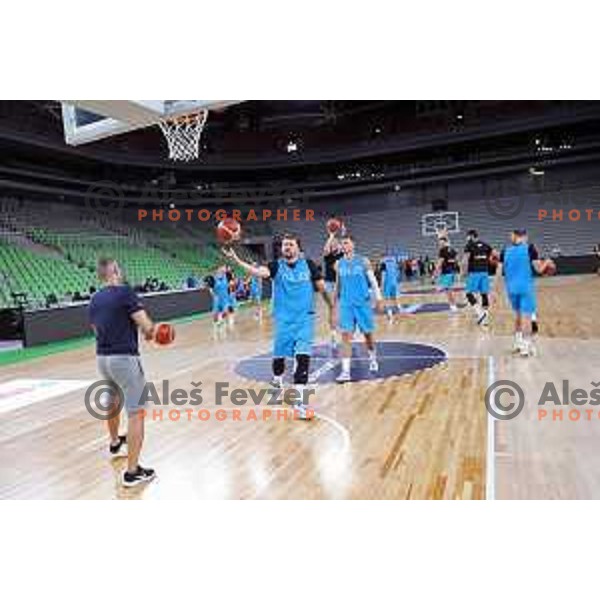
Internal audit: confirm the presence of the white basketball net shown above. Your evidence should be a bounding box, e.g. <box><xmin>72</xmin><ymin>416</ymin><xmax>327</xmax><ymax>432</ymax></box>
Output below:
<box><xmin>421</xmin><ymin>211</ymin><xmax>460</xmax><ymax>237</ymax></box>
<box><xmin>158</xmin><ymin>110</ymin><xmax>208</xmax><ymax>162</ymax></box>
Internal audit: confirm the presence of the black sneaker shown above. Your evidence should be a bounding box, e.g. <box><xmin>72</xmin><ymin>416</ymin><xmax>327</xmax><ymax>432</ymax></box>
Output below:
<box><xmin>109</xmin><ymin>435</ymin><xmax>127</xmax><ymax>458</ymax></box>
<box><xmin>122</xmin><ymin>466</ymin><xmax>156</xmax><ymax>487</ymax></box>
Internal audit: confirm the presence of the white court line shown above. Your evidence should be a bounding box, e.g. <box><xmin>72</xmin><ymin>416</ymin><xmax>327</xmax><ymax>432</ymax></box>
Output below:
<box><xmin>399</xmin><ymin>303</ymin><xmax>423</xmax><ymax>314</ymax></box>
<box><xmin>77</xmin><ymin>404</ymin><xmax>352</xmax><ymax>459</ymax></box>
<box><xmin>317</xmin><ymin>412</ymin><xmax>351</xmax><ymax>454</ymax></box>
<box><xmin>0</xmin><ymin>379</ymin><xmax>92</xmax><ymax>415</ymax></box>
<box><xmin>309</xmin><ymin>359</ymin><xmax>339</xmax><ymax>383</ymax></box>
<box><xmin>170</xmin><ymin>352</ymin><xmax>351</xmax><ymax>455</ymax></box>
<box><xmin>486</xmin><ymin>355</ymin><xmax>496</xmax><ymax>501</ymax></box>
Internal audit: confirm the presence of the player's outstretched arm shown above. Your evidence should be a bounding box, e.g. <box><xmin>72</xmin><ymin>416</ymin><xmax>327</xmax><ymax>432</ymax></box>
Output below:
<box><xmin>222</xmin><ymin>248</ymin><xmax>270</xmax><ymax>278</ymax></box>
<box><xmin>529</xmin><ymin>244</ymin><xmax>544</xmax><ymax>274</ymax></box>
<box><xmin>131</xmin><ymin>309</ymin><xmax>156</xmax><ymax>341</ymax></box>
<box><xmin>531</xmin><ymin>259</ymin><xmax>544</xmax><ymax>274</ymax></box>
<box><xmin>323</xmin><ymin>231</ymin><xmax>337</xmax><ymax>255</ymax></box>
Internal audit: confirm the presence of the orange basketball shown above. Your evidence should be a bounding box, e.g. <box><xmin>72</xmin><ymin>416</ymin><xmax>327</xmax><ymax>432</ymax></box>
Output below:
<box><xmin>326</xmin><ymin>218</ymin><xmax>343</xmax><ymax>234</ymax></box>
<box><xmin>541</xmin><ymin>259</ymin><xmax>557</xmax><ymax>276</ymax></box>
<box><xmin>154</xmin><ymin>323</ymin><xmax>175</xmax><ymax>345</ymax></box>
<box><xmin>216</xmin><ymin>218</ymin><xmax>241</xmax><ymax>244</ymax></box>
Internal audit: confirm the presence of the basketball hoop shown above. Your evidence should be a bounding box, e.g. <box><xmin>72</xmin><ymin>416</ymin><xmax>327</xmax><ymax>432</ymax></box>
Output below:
<box><xmin>158</xmin><ymin>110</ymin><xmax>208</xmax><ymax>162</ymax></box>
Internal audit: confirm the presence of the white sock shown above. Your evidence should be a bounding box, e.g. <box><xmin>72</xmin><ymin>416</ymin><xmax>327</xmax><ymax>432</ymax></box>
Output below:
<box><xmin>515</xmin><ymin>331</ymin><xmax>524</xmax><ymax>344</ymax></box>
<box><xmin>341</xmin><ymin>357</ymin><xmax>351</xmax><ymax>373</ymax></box>
<box><xmin>368</xmin><ymin>349</ymin><xmax>377</xmax><ymax>361</ymax></box>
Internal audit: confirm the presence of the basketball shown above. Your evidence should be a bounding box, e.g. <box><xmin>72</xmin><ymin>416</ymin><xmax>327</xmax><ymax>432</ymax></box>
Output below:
<box><xmin>326</xmin><ymin>217</ymin><xmax>343</xmax><ymax>234</ymax></box>
<box><xmin>154</xmin><ymin>323</ymin><xmax>175</xmax><ymax>345</ymax></box>
<box><xmin>541</xmin><ymin>258</ymin><xmax>557</xmax><ymax>276</ymax></box>
<box><xmin>216</xmin><ymin>218</ymin><xmax>242</xmax><ymax>244</ymax></box>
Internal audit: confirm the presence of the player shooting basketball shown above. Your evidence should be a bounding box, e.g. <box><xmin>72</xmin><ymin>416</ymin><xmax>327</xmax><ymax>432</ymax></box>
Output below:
<box><xmin>334</xmin><ymin>233</ymin><xmax>384</xmax><ymax>383</ymax></box>
<box><xmin>222</xmin><ymin>234</ymin><xmax>333</xmax><ymax>419</ymax></box>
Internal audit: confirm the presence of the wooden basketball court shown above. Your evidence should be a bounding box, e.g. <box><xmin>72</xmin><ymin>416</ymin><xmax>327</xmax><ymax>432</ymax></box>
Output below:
<box><xmin>0</xmin><ymin>275</ymin><xmax>598</xmax><ymax>499</ymax></box>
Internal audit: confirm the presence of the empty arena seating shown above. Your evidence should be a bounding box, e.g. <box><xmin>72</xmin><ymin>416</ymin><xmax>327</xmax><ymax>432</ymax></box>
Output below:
<box><xmin>0</xmin><ymin>198</ymin><xmax>233</xmax><ymax>308</ymax></box>
<box><xmin>0</xmin><ymin>236</ymin><xmax>95</xmax><ymax>307</ymax></box>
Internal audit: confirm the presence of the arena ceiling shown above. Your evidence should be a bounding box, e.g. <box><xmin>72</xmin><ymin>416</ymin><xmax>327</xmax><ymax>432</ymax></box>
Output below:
<box><xmin>2</xmin><ymin>101</ymin><xmax>600</xmax><ymax>207</ymax></box>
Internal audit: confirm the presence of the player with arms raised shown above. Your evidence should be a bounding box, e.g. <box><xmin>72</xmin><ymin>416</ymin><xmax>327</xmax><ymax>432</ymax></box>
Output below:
<box><xmin>335</xmin><ymin>233</ymin><xmax>383</xmax><ymax>383</ymax></box>
<box><xmin>223</xmin><ymin>234</ymin><xmax>333</xmax><ymax>419</ymax></box>
<box><xmin>323</xmin><ymin>220</ymin><xmax>344</xmax><ymax>348</ymax></box>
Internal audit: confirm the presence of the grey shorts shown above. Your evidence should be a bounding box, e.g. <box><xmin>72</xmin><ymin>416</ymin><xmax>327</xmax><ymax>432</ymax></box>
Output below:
<box><xmin>97</xmin><ymin>355</ymin><xmax>147</xmax><ymax>415</ymax></box>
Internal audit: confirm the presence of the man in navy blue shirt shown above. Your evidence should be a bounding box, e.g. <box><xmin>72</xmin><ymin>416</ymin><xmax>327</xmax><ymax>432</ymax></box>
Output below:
<box><xmin>88</xmin><ymin>258</ymin><xmax>157</xmax><ymax>487</ymax></box>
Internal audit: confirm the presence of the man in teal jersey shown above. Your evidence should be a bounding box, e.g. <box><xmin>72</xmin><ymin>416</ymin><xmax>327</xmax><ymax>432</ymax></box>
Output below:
<box><xmin>249</xmin><ymin>266</ymin><xmax>263</xmax><ymax>320</ymax></box>
<box><xmin>223</xmin><ymin>234</ymin><xmax>333</xmax><ymax>419</ymax></box>
<box><xmin>494</xmin><ymin>229</ymin><xmax>544</xmax><ymax>357</ymax></box>
<box><xmin>334</xmin><ymin>233</ymin><xmax>383</xmax><ymax>383</ymax></box>
<box><xmin>380</xmin><ymin>254</ymin><xmax>401</xmax><ymax>322</ymax></box>
<box><xmin>207</xmin><ymin>265</ymin><xmax>233</xmax><ymax>334</ymax></box>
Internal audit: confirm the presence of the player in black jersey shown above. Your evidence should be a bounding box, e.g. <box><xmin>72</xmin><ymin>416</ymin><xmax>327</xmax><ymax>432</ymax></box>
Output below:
<box><xmin>436</xmin><ymin>237</ymin><xmax>460</xmax><ymax>312</ymax></box>
<box><xmin>463</xmin><ymin>229</ymin><xmax>494</xmax><ymax>326</ymax></box>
